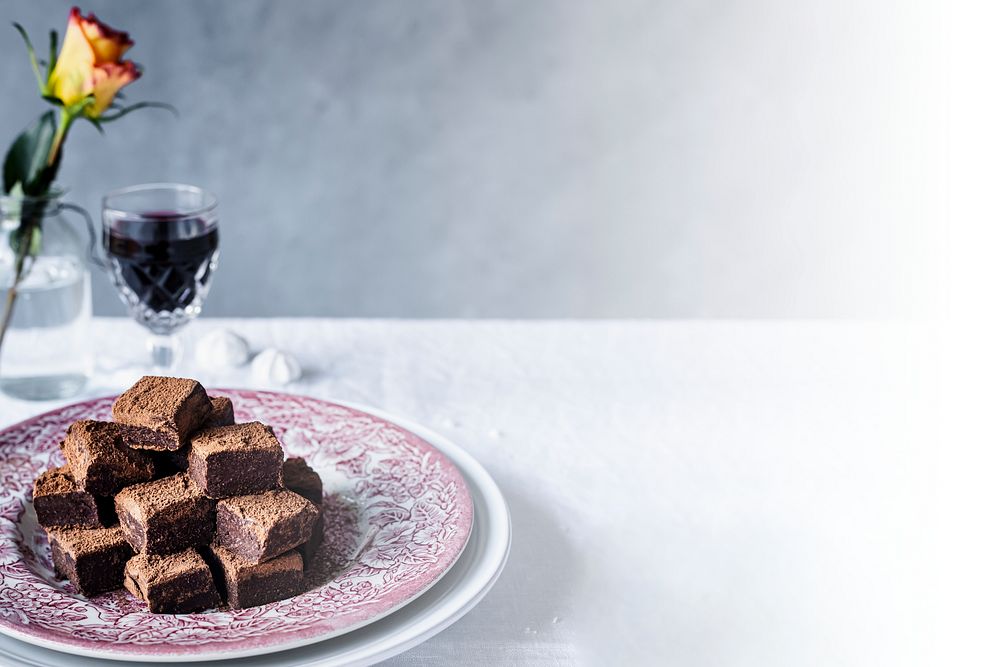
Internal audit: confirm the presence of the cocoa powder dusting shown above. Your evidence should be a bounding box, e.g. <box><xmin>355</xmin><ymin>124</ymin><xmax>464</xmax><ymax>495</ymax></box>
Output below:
<box><xmin>217</xmin><ymin>489</ymin><xmax>316</xmax><ymax>540</ymax></box>
<box><xmin>115</xmin><ymin>473</ymin><xmax>205</xmax><ymax>516</ymax></box>
<box><xmin>112</xmin><ymin>376</ymin><xmax>211</xmax><ymax>439</ymax></box>
<box><xmin>62</xmin><ymin>420</ymin><xmax>157</xmax><ymax>493</ymax></box>
<box><xmin>126</xmin><ymin>548</ymin><xmax>208</xmax><ymax>587</ymax></box>
<box><xmin>208</xmin><ymin>544</ymin><xmax>302</xmax><ymax>577</ymax></box>
<box><xmin>191</xmin><ymin>422</ymin><xmax>281</xmax><ymax>455</ymax></box>
<box><xmin>47</xmin><ymin>525</ymin><xmax>130</xmax><ymax>558</ymax></box>
<box><xmin>33</xmin><ymin>465</ymin><xmax>79</xmax><ymax>496</ymax></box>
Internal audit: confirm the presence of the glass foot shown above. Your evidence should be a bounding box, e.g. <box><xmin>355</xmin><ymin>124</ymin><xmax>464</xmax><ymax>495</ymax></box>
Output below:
<box><xmin>0</xmin><ymin>373</ymin><xmax>88</xmax><ymax>400</ymax></box>
<box><xmin>148</xmin><ymin>334</ymin><xmax>181</xmax><ymax>373</ymax></box>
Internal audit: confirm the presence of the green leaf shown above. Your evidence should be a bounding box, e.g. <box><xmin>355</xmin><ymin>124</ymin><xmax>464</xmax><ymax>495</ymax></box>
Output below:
<box><xmin>99</xmin><ymin>100</ymin><xmax>179</xmax><ymax>123</ymax></box>
<box><xmin>12</xmin><ymin>22</ymin><xmax>44</xmax><ymax>93</ymax></box>
<box><xmin>48</xmin><ymin>29</ymin><xmax>57</xmax><ymax>80</ymax></box>
<box><xmin>3</xmin><ymin>112</ymin><xmax>58</xmax><ymax>196</ymax></box>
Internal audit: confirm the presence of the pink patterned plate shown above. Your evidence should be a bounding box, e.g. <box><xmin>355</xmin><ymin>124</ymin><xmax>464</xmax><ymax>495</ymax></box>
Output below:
<box><xmin>0</xmin><ymin>390</ymin><xmax>474</xmax><ymax>662</ymax></box>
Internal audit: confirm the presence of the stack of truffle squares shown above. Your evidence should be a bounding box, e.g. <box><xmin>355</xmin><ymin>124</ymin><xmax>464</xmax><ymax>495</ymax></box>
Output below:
<box><xmin>32</xmin><ymin>376</ymin><xmax>325</xmax><ymax>614</ymax></box>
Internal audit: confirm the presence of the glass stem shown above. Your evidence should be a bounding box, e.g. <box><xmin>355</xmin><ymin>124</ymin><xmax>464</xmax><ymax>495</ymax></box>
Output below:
<box><xmin>148</xmin><ymin>333</ymin><xmax>181</xmax><ymax>373</ymax></box>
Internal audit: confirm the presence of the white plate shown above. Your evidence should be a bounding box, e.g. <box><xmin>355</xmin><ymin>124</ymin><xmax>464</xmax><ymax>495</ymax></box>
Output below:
<box><xmin>0</xmin><ymin>400</ymin><xmax>510</xmax><ymax>666</ymax></box>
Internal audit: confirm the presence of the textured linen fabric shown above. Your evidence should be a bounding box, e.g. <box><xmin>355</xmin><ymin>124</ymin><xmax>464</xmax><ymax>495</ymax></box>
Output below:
<box><xmin>0</xmin><ymin>319</ymin><xmax>939</xmax><ymax>666</ymax></box>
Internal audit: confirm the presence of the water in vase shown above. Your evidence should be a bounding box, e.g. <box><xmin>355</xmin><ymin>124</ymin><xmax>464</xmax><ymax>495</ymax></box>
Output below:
<box><xmin>0</xmin><ymin>255</ymin><xmax>92</xmax><ymax>399</ymax></box>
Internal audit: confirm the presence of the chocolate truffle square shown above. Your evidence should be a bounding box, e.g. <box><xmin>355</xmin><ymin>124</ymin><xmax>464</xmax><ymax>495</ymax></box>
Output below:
<box><xmin>115</xmin><ymin>474</ymin><xmax>215</xmax><ymax>554</ymax></box>
<box><xmin>204</xmin><ymin>396</ymin><xmax>235</xmax><ymax>428</ymax></box>
<box><xmin>188</xmin><ymin>423</ymin><xmax>283</xmax><ymax>498</ymax></box>
<box><xmin>124</xmin><ymin>548</ymin><xmax>221</xmax><ymax>613</ymax></box>
<box><xmin>62</xmin><ymin>420</ymin><xmax>157</xmax><ymax>496</ymax></box>
<box><xmin>203</xmin><ymin>544</ymin><xmax>303</xmax><ymax>609</ymax></box>
<box><xmin>297</xmin><ymin>511</ymin><xmax>325</xmax><ymax>569</ymax></box>
<box><xmin>112</xmin><ymin>376</ymin><xmax>212</xmax><ymax>451</ymax></box>
<box><xmin>215</xmin><ymin>489</ymin><xmax>319</xmax><ymax>563</ymax></box>
<box><xmin>48</xmin><ymin>525</ymin><xmax>134</xmax><ymax>596</ymax></box>
<box><xmin>282</xmin><ymin>457</ymin><xmax>323</xmax><ymax>507</ymax></box>
<box><xmin>32</xmin><ymin>466</ymin><xmax>101</xmax><ymax>529</ymax></box>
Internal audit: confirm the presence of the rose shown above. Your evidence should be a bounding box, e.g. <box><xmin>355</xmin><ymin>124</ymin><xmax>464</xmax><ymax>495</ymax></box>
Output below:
<box><xmin>46</xmin><ymin>7</ymin><xmax>141</xmax><ymax>119</ymax></box>
<box><xmin>2</xmin><ymin>7</ymin><xmax>169</xmax><ymax>363</ymax></box>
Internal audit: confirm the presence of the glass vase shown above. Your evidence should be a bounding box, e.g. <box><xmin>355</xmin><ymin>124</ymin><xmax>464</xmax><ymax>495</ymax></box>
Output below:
<box><xmin>0</xmin><ymin>191</ymin><xmax>93</xmax><ymax>400</ymax></box>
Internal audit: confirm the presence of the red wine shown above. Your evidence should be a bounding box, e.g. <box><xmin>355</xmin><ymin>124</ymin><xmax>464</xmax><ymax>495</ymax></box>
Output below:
<box><xmin>105</xmin><ymin>225</ymin><xmax>219</xmax><ymax>314</ymax></box>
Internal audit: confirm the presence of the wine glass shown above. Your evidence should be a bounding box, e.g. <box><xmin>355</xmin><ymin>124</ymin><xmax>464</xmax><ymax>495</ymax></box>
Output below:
<box><xmin>102</xmin><ymin>183</ymin><xmax>219</xmax><ymax>371</ymax></box>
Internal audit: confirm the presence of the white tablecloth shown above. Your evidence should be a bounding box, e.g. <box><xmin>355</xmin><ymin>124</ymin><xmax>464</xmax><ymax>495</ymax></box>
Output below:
<box><xmin>0</xmin><ymin>318</ymin><xmax>941</xmax><ymax>666</ymax></box>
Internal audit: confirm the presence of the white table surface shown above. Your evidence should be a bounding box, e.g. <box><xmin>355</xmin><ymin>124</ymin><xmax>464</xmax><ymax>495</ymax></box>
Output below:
<box><xmin>0</xmin><ymin>318</ymin><xmax>941</xmax><ymax>666</ymax></box>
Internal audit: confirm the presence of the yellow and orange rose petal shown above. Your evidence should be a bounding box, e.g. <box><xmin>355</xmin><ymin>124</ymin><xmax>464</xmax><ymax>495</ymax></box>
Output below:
<box><xmin>48</xmin><ymin>8</ymin><xmax>98</xmax><ymax>107</ymax></box>
<box><xmin>75</xmin><ymin>7</ymin><xmax>134</xmax><ymax>63</ymax></box>
<box><xmin>46</xmin><ymin>6</ymin><xmax>140</xmax><ymax>113</ymax></box>
<box><xmin>86</xmin><ymin>61</ymin><xmax>142</xmax><ymax>118</ymax></box>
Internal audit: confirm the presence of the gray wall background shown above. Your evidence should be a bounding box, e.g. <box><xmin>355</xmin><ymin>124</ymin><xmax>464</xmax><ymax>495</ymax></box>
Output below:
<box><xmin>1</xmin><ymin>0</ymin><xmax>944</xmax><ymax>318</ymax></box>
